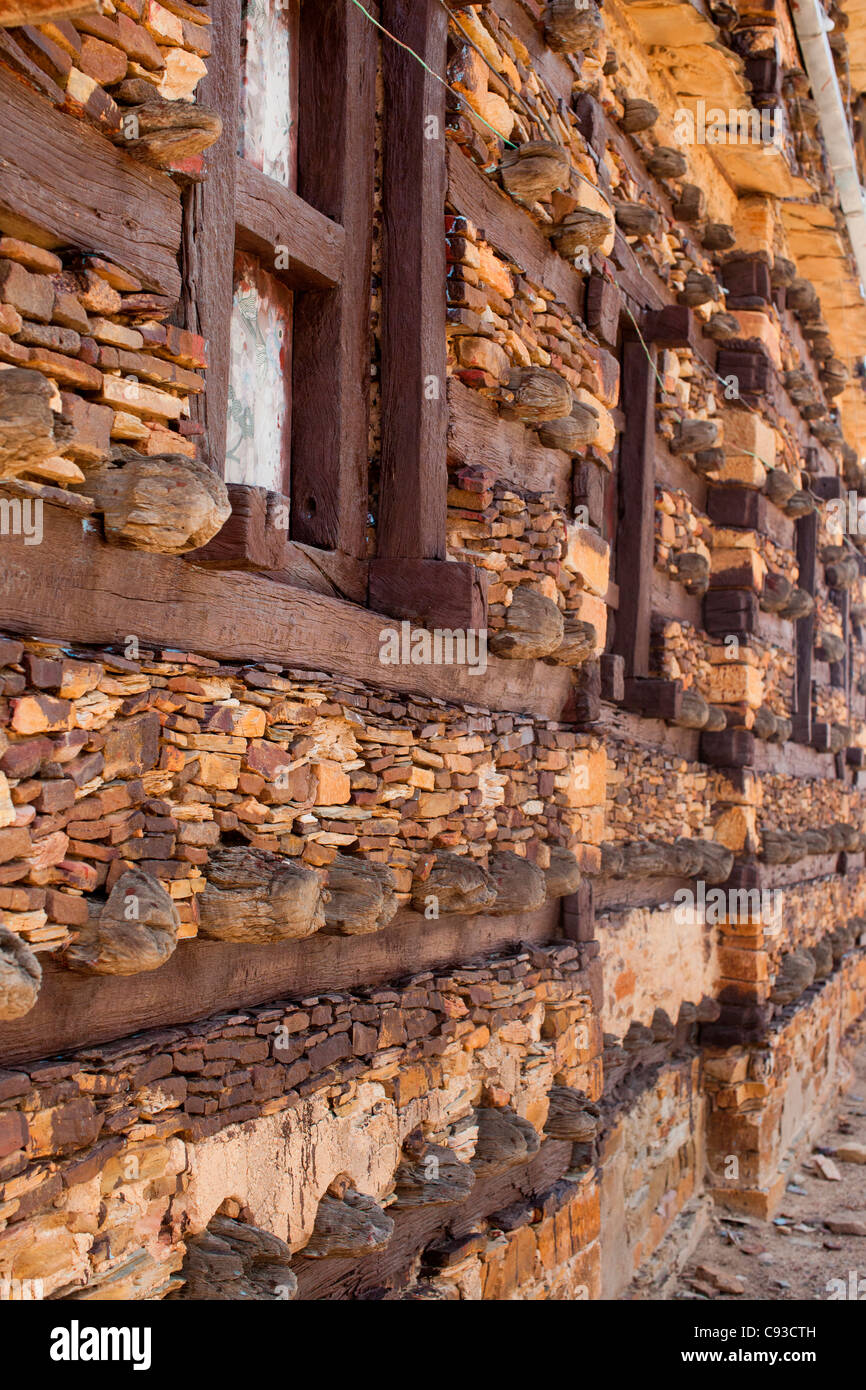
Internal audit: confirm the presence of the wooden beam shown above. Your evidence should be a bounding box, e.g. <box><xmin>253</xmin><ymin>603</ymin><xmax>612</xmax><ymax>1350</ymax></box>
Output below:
<box><xmin>0</xmin><ymin>66</ymin><xmax>181</xmax><ymax>297</ymax></box>
<box><xmin>187</xmin><ymin>0</ymin><xmax>240</xmax><ymax>473</ymax></box>
<box><xmin>623</xmin><ymin>678</ymin><xmax>683</xmax><ymax>720</ymax></box>
<box><xmin>291</xmin><ymin>0</ymin><xmax>376</xmax><ymax>555</ymax></box>
<box><xmin>234</xmin><ymin>159</ymin><xmax>344</xmax><ymax>290</ymax></box>
<box><xmin>793</xmin><ymin>510</ymin><xmax>817</xmax><ymax>744</ymax></box>
<box><xmin>380</xmin><ymin>0</ymin><xmax>448</xmax><ymax>559</ymax></box>
<box><xmin>0</xmin><ymin>902</ymin><xmax>559</xmax><ymax>1067</ymax></box>
<box><xmin>706</xmin><ymin>486</ymin><xmax>794</xmax><ymax>549</ymax></box>
<box><xmin>614</xmin><ymin>335</ymin><xmax>656</xmax><ymax>677</ymax></box>
<box><xmin>1</xmin><ymin>500</ymin><xmax>575</xmax><ymax>719</ymax></box>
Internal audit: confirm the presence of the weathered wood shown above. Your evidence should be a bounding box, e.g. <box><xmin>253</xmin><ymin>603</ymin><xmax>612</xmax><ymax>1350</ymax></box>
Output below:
<box><xmin>646</xmin><ymin>147</ymin><xmax>688</xmax><ymax>181</ymax></box>
<box><xmin>368</xmin><ymin>558</ymin><xmax>487</xmax><ymax>630</ymax></box>
<box><xmin>700</xmin><ymin>728</ymin><xmax>755</xmax><ymax>767</ymax></box>
<box><xmin>544</xmin><ymin>847</ymin><xmax>582</xmax><ymax>900</ymax></box>
<box><xmin>323</xmin><ymin>854</ymin><xmax>397</xmax><ymax>936</ymax></box>
<box><xmin>488</xmin><ymin>585</ymin><xmax>564</xmax><ymax>660</ymax></box>
<box><xmin>188</xmin><ymin>0</ymin><xmax>239</xmax><ymax>473</ymax></box>
<box><xmin>536</xmin><ymin>402</ymin><xmax>600</xmax><ymax>452</ymax></box>
<box><xmin>64</xmin><ymin>870</ymin><xmax>179</xmax><ymax>976</ymax></box>
<box><xmin>549</xmin><ymin>208</ymin><xmax>613</xmax><ymax>258</ymax></box>
<box><xmin>623</xmin><ymin>678</ymin><xmax>683</xmax><ymax>721</ymax></box>
<box><xmin>472</xmin><ymin>1106</ymin><xmax>541</xmax><ymax>1176</ymax></box>
<box><xmin>112</xmin><ymin>99</ymin><xmax>222</xmax><ymax>171</ymax></box>
<box><xmin>499</xmin><ymin>140</ymin><xmax>571</xmax><ymax>203</ymax></box>
<box><xmin>234</xmin><ymin>158</ymin><xmax>344</xmax><ymax>290</ymax></box>
<box><xmin>197</xmin><ymin>847</ymin><xmax>326</xmax><ymax>944</ymax></box>
<box><xmin>543</xmin><ymin>0</ymin><xmax>603</xmax><ymax>51</ymax></box>
<box><xmin>671</xmin><ymin>418</ymin><xmax>721</xmax><ymax>455</ymax></box>
<box><xmin>613</xmin><ymin>201</ymin><xmax>659</xmax><ymax>237</ymax></box>
<box><xmin>706</xmin><ymin>486</ymin><xmax>794</xmax><ymax>549</ymax></box>
<box><xmin>0</xmin><ymin>901</ymin><xmax>560</xmax><ymax>1066</ymax></box>
<box><xmin>555</xmin><ymin>617</ymin><xmax>597</xmax><ymax>666</ymax></box>
<box><xmin>292</xmin><ymin>0</ymin><xmax>376</xmax><ymax>555</ymax></box>
<box><xmin>304</xmin><ymin>1189</ymin><xmax>394</xmax><ymax>1259</ymax></box>
<box><xmin>1</xmin><ymin>502</ymin><xmax>576</xmax><ymax>719</ymax></box>
<box><xmin>188</xmin><ymin>484</ymin><xmax>368</xmax><ymax>602</ymax></box>
<box><xmin>487</xmin><ymin>851</ymin><xmax>547</xmax><ymax>916</ymax></box>
<box><xmin>292</xmin><ymin>1136</ymin><xmax>572</xmax><ymax>1300</ymax></box>
<box><xmin>621</xmin><ymin>98</ymin><xmax>658</xmax><ymax>133</ymax></box>
<box><xmin>703</xmin><ymin>589</ymin><xmax>758</xmax><ymax>636</ymax></box>
<box><xmin>392</xmin><ymin>1142</ymin><xmax>476</xmax><ymax>1208</ymax></box>
<box><xmin>502</xmin><ymin>367</ymin><xmax>572</xmax><ymax>424</ymax></box>
<box><xmin>82</xmin><ymin>449</ymin><xmax>231</xmax><ymax>553</ymax></box>
<box><xmin>175</xmin><ymin>1217</ymin><xmax>297</xmax><ymax>1302</ymax></box>
<box><xmin>380</xmin><ymin>0</ymin><xmax>448</xmax><ymax>559</ymax></box>
<box><xmin>0</xmin><ymin>66</ymin><xmax>181</xmax><ymax>297</ymax></box>
<box><xmin>584</xmin><ymin>273</ymin><xmax>622</xmax><ymax>348</ymax></box>
<box><xmin>615</xmin><ymin>337</ymin><xmax>656</xmax><ymax>677</ymax></box>
<box><xmin>410</xmin><ymin>852</ymin><xmax>495</xmax><ymax>916</ymax></box>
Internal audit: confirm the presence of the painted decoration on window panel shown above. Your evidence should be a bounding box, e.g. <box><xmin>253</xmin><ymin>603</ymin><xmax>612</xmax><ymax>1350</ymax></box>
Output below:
<box><xmin>238</xmin><ymin>0</ymin><xmax>298</xmax><ymax>189</ymax></box>
<box><xmin>225</xmin><ymin>252</ymin><xmax>292</xmax><ymax>494</ymax></box>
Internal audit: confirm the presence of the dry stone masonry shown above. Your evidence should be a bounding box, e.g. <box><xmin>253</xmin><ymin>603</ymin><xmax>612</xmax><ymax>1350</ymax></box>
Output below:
<box><xmin>1</xmin><ymin>0</ymin><xmax>866</xmax><ymax>1303</ymax></box>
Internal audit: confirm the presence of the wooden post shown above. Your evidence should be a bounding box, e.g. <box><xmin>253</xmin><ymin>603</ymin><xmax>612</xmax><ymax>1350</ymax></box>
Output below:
<box><xmin>793</xmin><ymin>510</ymin><xmax>817</xmax><ymax>744</ymax></box>
<box><xmin>379</xmin><ymin>0</ymin><xmax>448</xmax><ymax>560</ymax></box>
<box><xmin>291</xmin><ymin>0</ymin><xmax>377</xmax><ymax>556</ymax></box>
<box><xmin>614</xmin><ymin>333</ymin><xmax>656</xmax><ymax>677</ymax></box>
<box><xmin>184</xmin><ymin>0</ymin><xmax>240</xmax><ymax>474</ymax></box>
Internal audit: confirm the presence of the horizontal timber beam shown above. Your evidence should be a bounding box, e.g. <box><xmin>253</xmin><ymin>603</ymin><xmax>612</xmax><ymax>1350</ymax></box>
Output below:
<box><xmin>0</xmin><ymin>500</ymin><xmax>575</xmax><ymax>719</ymax></box>
<box><xmin>0</xmin><ymin>901</ymin><xmax>560</xmax><ymax>1067</ymax></box>
<box><xmin>0</xmin><ymin>66</ymin><xmax>182</xmax><ymax>298</ymax></box>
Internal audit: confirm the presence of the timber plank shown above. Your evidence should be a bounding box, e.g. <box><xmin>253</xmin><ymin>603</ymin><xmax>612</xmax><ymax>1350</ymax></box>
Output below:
<box><xmin>292</xmin><ymin>0</ymin><xmax>376</xmax><ymax>554</ymax></box>
<box><xmin>793</xmin><ymin>510</ymin><xmax>817</xmax><ymax>743</ymax></box>
<box><xmin>0</xmin><ymin>65</ymin><xmax>181</xmax><ymax>297</ymax></box>
<box><xmin>0</xmin><ymin>501</ymin><xmax>575</xmax><ymax>719</ymax></box>
<box><xmin>380</xmin><ymin>0</ymin><xmax>448</xmax><ymax>559</ymax></box>
<box><xmin>0</xmin><ymin>901</ymin><xmax>560</xmax><ymax>1067</ymax></box>
<box><xmin>614</xmin><ymin>335</ymin><xmax>656</xmax><ymax>676</ymax></box>
<box><xmin>188</xmin><ymin>0</ymin><xmax>240</xmax><ymax>473</ymax></box>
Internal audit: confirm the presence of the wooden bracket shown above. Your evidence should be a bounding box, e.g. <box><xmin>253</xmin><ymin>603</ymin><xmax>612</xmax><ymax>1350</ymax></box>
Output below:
<box><xmin>700</xmin><ymin>729</ymin><xmax>755</xmax><ymax>767</ymax></box>
<box><xmin>623</xmin><ymin>677</ymin><xmax>682</xmax><ymax>720</ymax></box>
<box><xmin>703</xmin><ymin>589</ymin><xmax>758</xmax><ymax>636</ymax></box>
<box><xmin>793</xmin><ymin>510</ymin><xmax>817</xmax><ymax>745</ymax></box>
<box><xmin>585</xmin><ymin>273</ymin><xmax>621</xmax><ymax>349</ymax></box>
<box><xmin>367</xmin><ymin>558</ymin><xmax>487</xmax><ymax>631</ymax></box>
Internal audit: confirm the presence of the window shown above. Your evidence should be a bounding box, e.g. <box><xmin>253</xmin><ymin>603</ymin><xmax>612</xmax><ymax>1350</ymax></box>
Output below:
<box><xmin>191</xmin><ymin>0</ymin><xmax>376</xmax><ymax>571</ymax></box>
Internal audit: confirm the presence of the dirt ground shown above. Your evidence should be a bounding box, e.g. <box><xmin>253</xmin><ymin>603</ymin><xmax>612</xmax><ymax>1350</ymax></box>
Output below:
<box><xmin>674</xmin><ymin>1042</ymin><xmax>866</xmax><ymax>1302</ymax></box>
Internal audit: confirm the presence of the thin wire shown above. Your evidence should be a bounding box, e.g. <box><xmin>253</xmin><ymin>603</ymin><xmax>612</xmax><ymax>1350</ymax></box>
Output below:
<box><xmin>347</xmin><ymin>0</ymin><xmax>518</xmax><ymax>147</ymax></box>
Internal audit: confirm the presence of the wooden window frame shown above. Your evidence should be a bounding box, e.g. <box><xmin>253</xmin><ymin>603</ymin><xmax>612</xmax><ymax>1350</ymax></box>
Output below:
<box><xmin>188</xmin><ymin>0</ymin><xmax>376</xmax><ymax>598</ymax></box>
<box><xmin>189</xmin><ymin>0</ymin><xmax>484</xmax><ymax>629</ymax></box>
